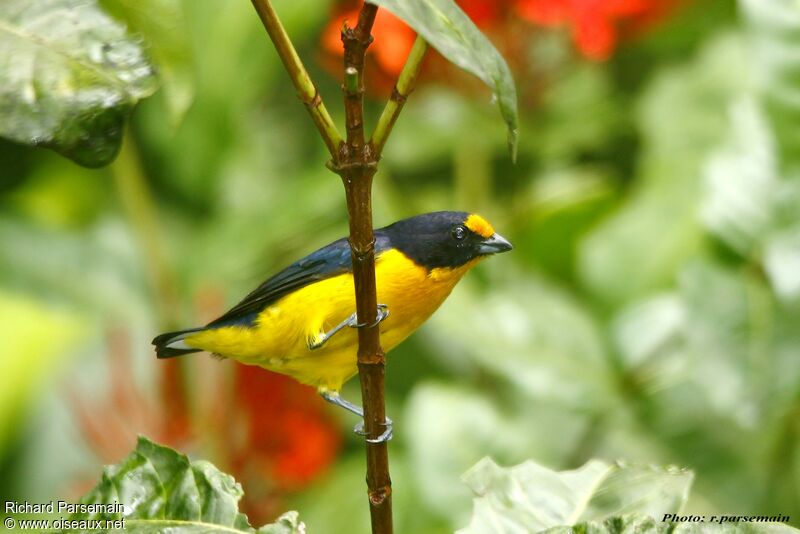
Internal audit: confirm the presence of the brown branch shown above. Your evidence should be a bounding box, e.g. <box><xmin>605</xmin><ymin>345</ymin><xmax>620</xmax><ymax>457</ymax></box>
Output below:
<box><xmin>250</xmin><ymin>1</ymin><xmax>427</xmax><ymax>531</ymax></box>
<box><xmin>335</xmin><ymin>3</ymin><xmax>394</xmax><ymax>533</ymax></box>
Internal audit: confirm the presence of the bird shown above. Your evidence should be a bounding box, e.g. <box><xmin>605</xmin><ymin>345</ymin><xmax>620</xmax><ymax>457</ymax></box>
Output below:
<box><xmin>152</xmin><ymin>211</ymin><xmax>512</xmax><ymax>442</ymax></box>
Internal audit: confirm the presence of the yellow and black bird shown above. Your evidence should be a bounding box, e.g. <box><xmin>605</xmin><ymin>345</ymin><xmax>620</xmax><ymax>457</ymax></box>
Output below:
<box><xmin>153</xmin><ymin>211</ymin><xmax>511</xmax><ymax>441</ymax></box>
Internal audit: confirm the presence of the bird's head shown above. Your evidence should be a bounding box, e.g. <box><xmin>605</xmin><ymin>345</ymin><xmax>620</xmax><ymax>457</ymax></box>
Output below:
<box><xmin>381</xmin><ymin>211</ymin><xmax>512</xmax><ymax>270</ymax></box>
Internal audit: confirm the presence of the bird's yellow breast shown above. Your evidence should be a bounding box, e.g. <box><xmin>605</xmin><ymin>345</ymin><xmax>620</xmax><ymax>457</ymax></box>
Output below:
<box><xmin>185</xmin><ymin>249</ymin><xmax>479</xmax><ymax>392</ymax></box>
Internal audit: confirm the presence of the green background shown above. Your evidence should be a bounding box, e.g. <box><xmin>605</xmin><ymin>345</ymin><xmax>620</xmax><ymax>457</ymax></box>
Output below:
<box><xmin>1</xmin><ymin>0</ymin><xmax>799</xmax><ymax>532</ymax></box>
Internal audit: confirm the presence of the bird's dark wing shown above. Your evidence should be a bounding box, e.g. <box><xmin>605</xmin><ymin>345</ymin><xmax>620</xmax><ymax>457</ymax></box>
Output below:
<box><xmin>207</xmin><ymin>234</ymin><xmax>391</xmax><ymax>328</ymax></box>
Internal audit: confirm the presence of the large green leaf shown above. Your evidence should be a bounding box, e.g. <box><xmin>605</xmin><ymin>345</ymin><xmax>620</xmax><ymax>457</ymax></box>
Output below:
<box><xmin>100</xmin><ymin>0</ymin><xmax>194</xmax><ymax>127</ymax></box>
<box><xmin>541</xmin><ymin>515</ymin><xmax>666</xmax><ymax>534</ymax></box>
<box><xmin>426</xmin><ymin>266</ymin><xmax>613</xmax><ymax>411</ymax></box>
<box><xmin>543</xmin><ymin>516</ymin><xmax>800</xmax><ymax>534</ymax></box>
<box><xmin>701</xmin><ymin>97</ymin><xmax>777</xmax><ymax>258</ymax></box>
<box><xmin>0</xmin><ymin>0</ymin><xmax>157</xmax><ymax>167</ymax></box>
<box><xmin>578</xmin><ymin>34</ymin><xmax>748</xmax><ymax>305</ymax></box>
<box><xmin>740</xmin><ymin>0</ymin><xmax>800</xmax><ymax>163</ymax></box>
<box><xmin>366</xmin><ymin>0</ymin><xmax>519</xmax><ymax>160</ymax></box>
<box><xmin>70</xmin><ymin>436</ymin><xmax>303</xmax><ymax>533</ymax></box>
<box><xmin>699</xmin><ymin>97</ymin><xmax>800</xmax><ymax>304</ymax></box>
<box><xmin>458</xmin><ymin>457</ymin><xmax>693</xmax><ymax>534</ymax></box>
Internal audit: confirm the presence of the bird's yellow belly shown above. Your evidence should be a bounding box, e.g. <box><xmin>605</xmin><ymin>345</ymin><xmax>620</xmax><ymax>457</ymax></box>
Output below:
<box><xmin>185</xmin><ymin>249</ymin><xmax>478</xmax><ymax>392</ymax></box>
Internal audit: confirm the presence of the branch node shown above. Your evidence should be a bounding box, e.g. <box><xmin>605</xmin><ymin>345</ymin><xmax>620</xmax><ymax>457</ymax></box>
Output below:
<box><xmin>302</xmin><ymin>88</ymin><xmax>323</xmax><ymax>110</ymax></box>
<box><xmin>349</xmin><ymin>238</ymin><xmax>375</xmax><ymax>260</ymax></box>
<box><xmin>344</xmin><ymin>86</ymin><xmax>366</xmax><ymax>99</ymax></box>
<box><xmin>369</xmin><ymin>485</ymin><xmax>392</xmax><ymax>506</ymax></box>
<box><xmin>344</xmin><ymin>66</ymin><xmax>360</xmax><ymax>94</ymax></box>
<box><xmin>327</xmin><ymin>160</ymin><xmax>377</xmax><ymax>174</ymax></box>
<box><xmin>357</xmin><ymin>352</ymin><xmax>386</xmax><ymax>365</ymax></box>
<box><xmin>390</xmin><ymin>86</ymin><xmax>410</xmax><ymax>105</ymax></box>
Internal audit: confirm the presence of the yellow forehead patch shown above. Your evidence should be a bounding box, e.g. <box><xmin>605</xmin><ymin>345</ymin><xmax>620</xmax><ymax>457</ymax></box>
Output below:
<box><xmin>464</xmin><ymin>214</ymin><xmax>495</xmax><ymax>238</ymax></box>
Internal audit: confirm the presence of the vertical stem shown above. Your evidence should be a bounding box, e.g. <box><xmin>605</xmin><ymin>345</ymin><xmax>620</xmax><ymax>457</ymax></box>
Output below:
<box><xmin>337</xmin><ymin>4</ymin><xmax>393</xmax><ymax>533</ymax></box>
<box><xmin>249</xmin><ymin>2</ymin><xmax>427</xmax><ymax>531</ymax></box>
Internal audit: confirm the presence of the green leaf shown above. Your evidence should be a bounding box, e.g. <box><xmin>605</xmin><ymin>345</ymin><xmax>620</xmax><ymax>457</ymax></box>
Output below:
<box><xmin>541</xmin><ymin>515</ymin><xmax>666</xmax><ymax>534</ymax></box>
<box><xmin>0</xmin><ymin>0</ymin><xmax>157</xmax><ymax>167</ymax></box>
<box><xmin>700</xmin><ymin>97</ymin><xmax>777</xmax><ymax>257</ymax></box>
<box><xmin>366</xmin><ymin>0</ymin><xmax>519</xmax><ymax>160</ymax></box>
<box><xmin>578</xmin><ymin>34</ymin><xmax>748</xmax><ymax>305</ymax></box>
<box><xmin>698</xmin><ymin>97</ymin><xmax>800</xmax><ymax>304</ymax></box>
<box><xmin>740</xmin><ymin>0</ymin><xmax>800</xmax><ymax>164</ymax></box>
<box><xmin>70</xmin><ymin>436</ymin><xmax>303</xmax><ymax>534</ymax></box>
<box><xmin>543</xmin><ymin>516</ymin><xmax>800</xmax><ymax>534</ymax></box>
<box><xmin>458</xmin><ymin>457</ymin><xmax>693</xmax><ymax>534</ymax></box>
<box><xmin>426</xmin><ymin>266</ymin><xmax>613</xmax><ymax>411</ymax></box>
<box><xmin>100</xmin><ymin>0</ymin><xmax>194</xmax><ymax>127</ymax></box>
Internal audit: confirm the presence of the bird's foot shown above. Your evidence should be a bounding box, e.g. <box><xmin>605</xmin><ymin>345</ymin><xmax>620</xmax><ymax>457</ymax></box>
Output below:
<box><xmin>347</xmin><ymin>303</ymin><xmax>389</xmax><ymax>329</ymax></box>
<box><xmin>321</xmin><ymin>391</ymin><xmax>393</xmax><ymax>443</ymax></box>
<box><xmin>308</xmin><ymin>304</ymin><xmax>389</xmax><ymax>350</ymax></box>
<box><xmin>354</xmin><ymin>418</ymin><xmax>393</xmax><ymax>443</ymax></box>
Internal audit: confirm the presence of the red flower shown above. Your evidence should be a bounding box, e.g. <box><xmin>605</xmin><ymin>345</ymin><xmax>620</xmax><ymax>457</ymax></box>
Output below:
<box><xmin>231</xmin><ymin>365</ymin><xmax>341</xmax><ymax>492</ymax></box>
<box><xmin>458</xmin><ymin>0</ymin><xmax>506</xmax><ymax>26</ymax></box>
<box><xmin>516</xmin><ymin>0</ymin><xmax>679</xmax><ymax>60</ymax></box>
<box><xmin>324</xmin><ymin>0</ymin><xmax>683</xmax><ymax>74</ymax></box>
<box><xmin>322</xmin><ymin>0</ymin><xmax>508</xmax><ymax>78</ymax></box>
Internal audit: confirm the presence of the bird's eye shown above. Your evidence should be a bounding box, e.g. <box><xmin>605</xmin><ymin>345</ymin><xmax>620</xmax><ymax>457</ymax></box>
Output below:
<box><xmin>452</xmin><ymin>225</ymin><xmax>466</xmax><ymax>240</ymax></box>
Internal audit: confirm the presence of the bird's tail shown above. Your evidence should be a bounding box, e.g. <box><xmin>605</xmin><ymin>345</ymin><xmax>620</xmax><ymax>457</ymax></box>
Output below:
<box><xmin>152</xmin><ymin>327</ymin><xmax>206</xmax><ymax>359</ymax></box>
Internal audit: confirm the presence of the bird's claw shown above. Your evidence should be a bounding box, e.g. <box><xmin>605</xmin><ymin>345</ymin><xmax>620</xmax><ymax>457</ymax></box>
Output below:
<box><xmin>348</xmin><ymin>303</ymin><xmax>390</xmax><ymax>329</ymax></box>
<box><xmin>308</xmin><ymin>304</ymin><xmax>389</xmax><ymax>351</ymax></box>
<box><xmin>354</xmin><ymin>417</ymin><xmax>394</xmax><ymax>443</ymax></box>
<box><xmin>320</xmin><ymin>392</ymin><xmax>394</xmax><ymax>443</ymax></box>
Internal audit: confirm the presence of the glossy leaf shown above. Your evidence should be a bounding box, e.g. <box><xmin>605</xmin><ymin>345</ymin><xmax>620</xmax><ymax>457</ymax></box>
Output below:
<box><xmin>71</xmin><ymin>436</ymin><xmax>303</xmax><ymax>533</ymax></box>
<box><xmin>100</xmin><ymin>0</ymin><xmax>194</xmax><ymax>127</ymax></box>
<box><xmin>426</xmin><ymin>267</ymin><xmax>613</xmax><ymax>411</ymax></box>
<box><xmin>701</xmin><ymin>97</ymin><xmax>777</xmax><ymax>258</ymax></box>
<box><xmin>700</xmin><ymin>87</ymin><xmax>800</xmax><ymax>306</ymax></box>
<box><xmin>366</xmin><ymin>0</ymin><xmax>519</xmax><ymax>160</ymax></box>
<box><xmin>544</xmin><ymin>516</ymin><xmax>800</xmax><ymax>534</ymax></box>
<box><xmin>740</xmin><ymin>0</ymin><xmax>800</xmax><ymax>163</ymax></box>
<box><xmin>541</xmin><ymin>515</ymin><xmax>666</xmax><ymax>534</ymax></box>
<box><xmin>0</xmin><ymin>0</ymin><xmax>157</xmax><ymax>167</ymax></box>
<box><xmin>458</xmin><ymin>457</ymin><xmax>693</xmax><ymax>534</ymax></box>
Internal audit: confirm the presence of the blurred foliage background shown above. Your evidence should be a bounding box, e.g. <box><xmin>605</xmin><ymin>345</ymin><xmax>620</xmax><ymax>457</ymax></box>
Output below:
<box><xmin>1</xmin><ymin>0</ymin><xmax>799</xmax><ymax>532</ymax></box>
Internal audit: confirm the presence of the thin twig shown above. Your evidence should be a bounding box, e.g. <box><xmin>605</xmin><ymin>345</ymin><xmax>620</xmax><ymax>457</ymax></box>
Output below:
<box><xmin>371</xmin><ymin>36</ymin><xmax>428</xmax><ymax>157</ymax></box>
<box><xmin>250</xmin><ymin>0</ymin><xmax>343</xmax><ymax>157</ymax></box>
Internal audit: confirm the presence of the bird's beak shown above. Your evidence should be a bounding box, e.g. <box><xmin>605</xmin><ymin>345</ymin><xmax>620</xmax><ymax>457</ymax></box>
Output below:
<box><xmin>477</xmin><ymin>232</ymin><xmax>513</xmax><ymax>255</ymax></box>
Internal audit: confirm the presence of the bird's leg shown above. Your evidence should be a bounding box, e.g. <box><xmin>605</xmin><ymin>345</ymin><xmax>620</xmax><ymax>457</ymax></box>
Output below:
<box><xmin>307</xmin><ymin>304</ymin><xmax>389</xmax><ymax>350</ymax></box>
<box><xmin>320</xmin><ymin>391</ymin><xmax>393</xmax><ymax>443</ymax></box>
